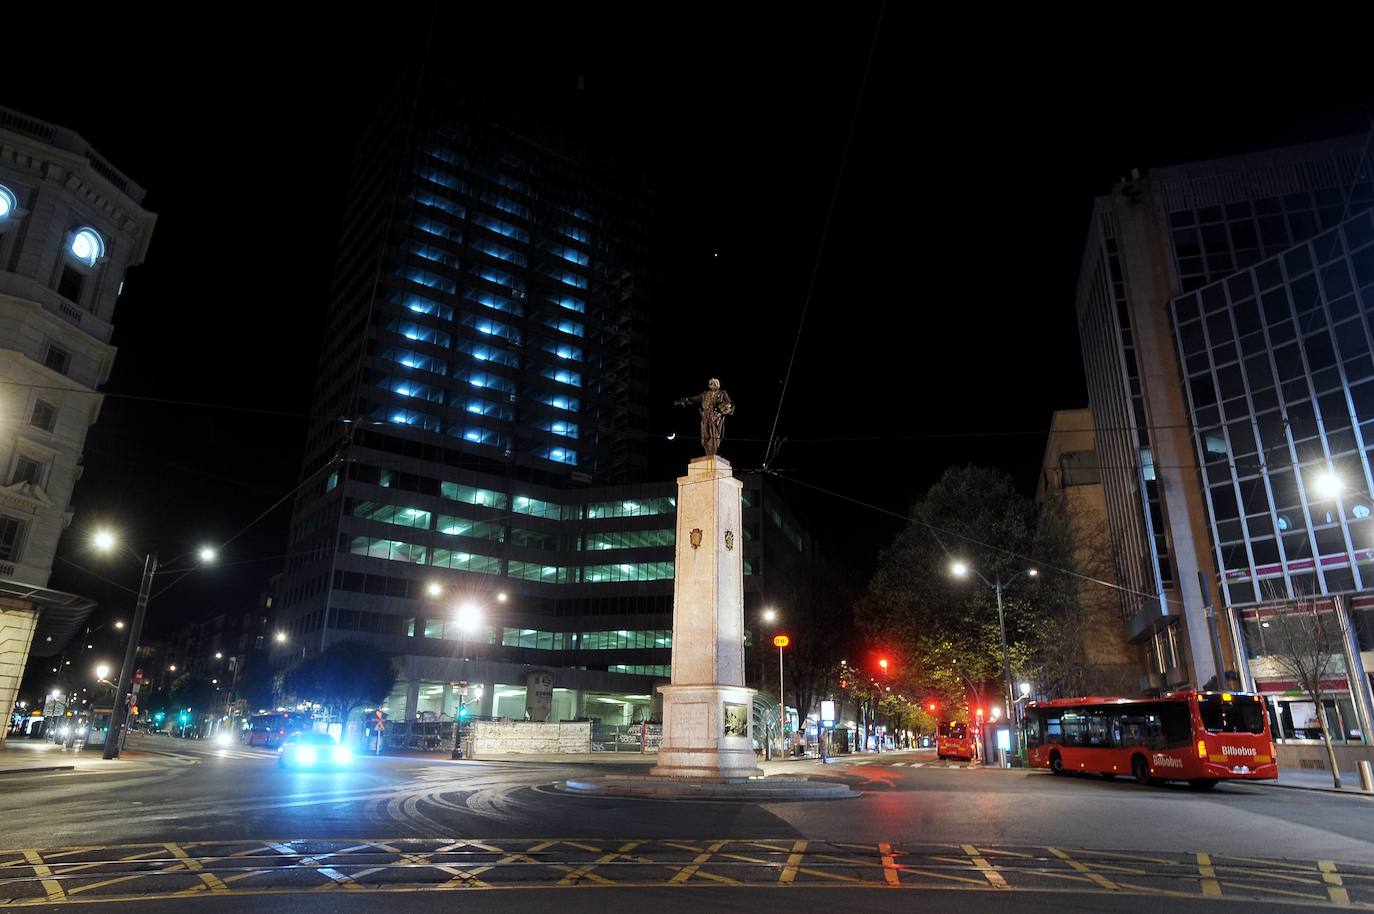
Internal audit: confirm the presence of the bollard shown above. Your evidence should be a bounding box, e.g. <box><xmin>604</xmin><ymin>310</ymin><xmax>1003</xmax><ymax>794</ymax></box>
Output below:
<box><xmin>1359</xmin><ymin>760</ymin><xmax>1374</xmax><ymax>793</ymax></box>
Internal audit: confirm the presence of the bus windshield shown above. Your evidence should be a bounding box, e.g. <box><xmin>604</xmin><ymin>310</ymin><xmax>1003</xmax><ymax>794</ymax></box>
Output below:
<box><xmin>939</xmin><ymin>722</ymin><xmax>967</xmax><ymax>740</ymax></box>
<box><xmin>1198</xmin><ymin>696</ymin><xmax>1265</xmax><ymax>734</ymax></box>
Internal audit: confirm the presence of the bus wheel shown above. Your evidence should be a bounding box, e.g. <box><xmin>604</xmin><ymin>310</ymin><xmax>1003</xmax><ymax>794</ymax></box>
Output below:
<box><xmin>1188</xmin><ymin>779</ymin><xmax>1218</xmax><ymax>791</ymax></box>
<box><xmin>1049</xmin><ymin>751</ymin><xmax>1064</xmax><ymax>775</ymax></box>
<box><xmin>1132</xmin><ymin>755</ymin><xmax>1152</xmax><ymax>785</ymax></box>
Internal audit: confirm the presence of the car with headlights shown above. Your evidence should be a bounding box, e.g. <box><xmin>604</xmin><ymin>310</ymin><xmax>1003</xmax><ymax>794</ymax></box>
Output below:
<box><xmin>276</xmin><ymin>731</ymin><xmax>353</xmax><ymax>769</ymax></box>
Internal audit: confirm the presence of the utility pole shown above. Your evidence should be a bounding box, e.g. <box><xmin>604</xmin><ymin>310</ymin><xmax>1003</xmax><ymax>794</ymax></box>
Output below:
<box><xmin>104</xmin><ymin>553</ymin><xmax>157</xmax><ymax>760</ymax></box>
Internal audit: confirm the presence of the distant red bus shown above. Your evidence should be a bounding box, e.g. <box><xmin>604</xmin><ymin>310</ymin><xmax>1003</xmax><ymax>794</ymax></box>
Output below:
<box><xmin>936</xmin><ymin>720</ymin><xmax>979</xmax><ymax>761</ymax></box>
<box><xmin>244</xmin><ymin>712</ymin><xmax>314</xmax><ymax>748</ymax></box>
<box><xmin>1023</xmin><ymin>691</ymin><xmax>1277</xmax><ymax>790</ymax></box>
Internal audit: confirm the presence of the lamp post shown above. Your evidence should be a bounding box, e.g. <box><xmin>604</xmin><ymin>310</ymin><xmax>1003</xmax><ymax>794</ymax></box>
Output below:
<box><xmin>950</xmin><ymin>560</ymin><xmax>1037</xmax><ymax>766</ymax></box>
<box><xmin>94</xmin><ymin>530</ymin><xmax>217</xmax><ymax>759</ymax></box>
<box><xmin>451</xmin><ymin>601</ymin><xmax>482</xmax><ymax>759</ymax></box>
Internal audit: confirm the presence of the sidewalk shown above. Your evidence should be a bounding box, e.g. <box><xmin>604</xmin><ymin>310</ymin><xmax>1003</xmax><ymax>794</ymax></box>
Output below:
<box><xmin>1267</xmin><ymin>765</ymin><xmax>1373</xmax><ymax>796</ymax></box>
<box><xmin>0</xmin><ymin>738</ymin><xmax>183</xmax><ymax>775</ymax></box>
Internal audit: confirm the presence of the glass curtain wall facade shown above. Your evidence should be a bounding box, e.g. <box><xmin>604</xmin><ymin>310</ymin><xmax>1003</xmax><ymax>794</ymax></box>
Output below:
<box><xmin>1170</xmin><ymin>205</ymin><xmax>1374</xmax><ymax>744</ymax></box>
<box><xmin>275</xmin><ymin>80</ymin><xmax>825</xmax><ymax>732</ymax></box>
<box><xmin>1077</xmin><ymin>136</ymin><xmax>1374</xmax><ymax>698</ymax></box>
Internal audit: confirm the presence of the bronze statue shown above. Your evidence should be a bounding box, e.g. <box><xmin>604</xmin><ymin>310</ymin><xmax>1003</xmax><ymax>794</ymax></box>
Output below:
<box><xmin>675</xmin><ymin>378</ymin><xmax>734</xmax><ymax>457</ymax></box>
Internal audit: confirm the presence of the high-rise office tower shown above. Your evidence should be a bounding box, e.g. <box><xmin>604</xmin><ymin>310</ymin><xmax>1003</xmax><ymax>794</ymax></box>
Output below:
<box><xmin>0</xmin><ymin>107</ymin><xmax>156</xmax><ymax>741</ymax></box>
<box><xmin>276</xmin><ymin>83</ymin><xmax>822</xmax><ymax>730</ymax></box>
<box><xmin>1077</xmin><ymin>135</ymin><xmax>1374</xmax><ymax>757</ymax></box>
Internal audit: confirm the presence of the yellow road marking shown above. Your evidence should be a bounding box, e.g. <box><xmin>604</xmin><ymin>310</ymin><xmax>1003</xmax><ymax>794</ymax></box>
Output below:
<box><xmin>962</xmin><ymin>844</ymin><xmax>1006</xmax><ymax>888</ymax></box>
<box><xmin>1320</xmin><ymin>860</ymin><xmax>1350</xmax><ymax>906</ymax></box>
<box><xmin>1046</xmin><ymin>847</ymin><xmax>1119</xmax><ymax>890</ymax></box>
<box><xmin>1196</xmin><ymin>852</ymin><xmax>1221</xmax><ymax>898</ymax></box>
<box><xmin>1217</xmin><ymin>880</ymin><xmax>1327</xmax><ymax>902</ymax></box>
<box><xmin>668</xmin><ymin>839</ymin><xmax>730</xmax><ymax>884</ymax></box>
<box><xmin>21</xmin><ymin>850</ymin><xmax>64</xmax><ymax>903</ymax></box>
<box><xmin>556</xmin><ymin>841</ymin><xmax>639</xmax><ymax>886</ymax></box>
<box><xmin>877</xmin><ymin>843</ymin><xmax>899</xmax><ymax>887</ymax></box>
<box><xmin>778</xmin><ymin>840</ymin><xmax>807</xmax><ymax>884</ymax></box>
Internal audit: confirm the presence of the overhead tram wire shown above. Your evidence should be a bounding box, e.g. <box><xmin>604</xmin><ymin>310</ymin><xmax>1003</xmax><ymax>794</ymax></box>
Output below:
<box><xmin>762</xmin><ymin>1</ymin><xmax>885</xmax><ymax>471</ymax></box>
<box><xmin>762</xmin><ymin>466</ymin><xmax>1186</xmax><ymax>610</ymax></box>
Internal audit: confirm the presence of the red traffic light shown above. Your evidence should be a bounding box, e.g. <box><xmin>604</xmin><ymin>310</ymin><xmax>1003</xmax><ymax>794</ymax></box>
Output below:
<box><xmin>839</xmin><ymin>679</ymin><xmax>847</xmax><ymax>689</ymax></box>
<box><xmin>878</xmin><ymin>658</ymin><xmax>889</xmax><ymax>671</ymax></box>
<box><xmin>976</xmin><ymin>707</ymin><xmax>984</xmax><ymax>717</ymax></box>
<box><xmin>928</xmin><ymin>703</ymin><xmax>936</xmax><ymax>712</ymax></box>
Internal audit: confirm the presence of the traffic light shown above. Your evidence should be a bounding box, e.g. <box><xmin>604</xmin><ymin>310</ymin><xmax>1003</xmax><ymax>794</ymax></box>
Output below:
<box><xmin>839</xmin><ymin>678</ymin><xmax>847</xmax><ymax>689</ymax></box>
<box><xmin>928</xmin><ymin>703</ymin><xmax>936</xmax><ymax>712</ymax></box>
<box><xmin>975</xmin><ymin>707</ymin><xmax>984</xmax><ymax>718</ymax></box>
<box><xmin>878</xmin><ymin>658</ymin><xmax>889</xmax><ymax>672</ymax></box>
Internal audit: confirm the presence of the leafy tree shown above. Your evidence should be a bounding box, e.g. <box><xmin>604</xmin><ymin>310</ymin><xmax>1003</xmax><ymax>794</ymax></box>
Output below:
<box><xmin>168</xmin><ymin>673</ymin><xmax>218</xmax><ymax>715</ymax></box>
<box><xmin>856</xmin><ymin>466</ymin><xmax>1082</xmax><ymax>717</ymax></box>
<box><xmin>280</xmin><ymin>640</ymin><xmax>397</xmax><ymax>726</ymax></box>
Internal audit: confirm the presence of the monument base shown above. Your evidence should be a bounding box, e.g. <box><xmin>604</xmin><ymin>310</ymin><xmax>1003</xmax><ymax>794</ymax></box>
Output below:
<box><xmin>651</xmin><ymin>683</ymin><xmax>761</xmax><ymax>779</ymax></box>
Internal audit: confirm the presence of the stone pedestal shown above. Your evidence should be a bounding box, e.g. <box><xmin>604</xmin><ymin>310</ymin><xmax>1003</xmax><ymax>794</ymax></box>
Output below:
<box><xmin>651</xmin><ymin>455</ymin><xmax>760</xmax><ymax>779</ymax></box>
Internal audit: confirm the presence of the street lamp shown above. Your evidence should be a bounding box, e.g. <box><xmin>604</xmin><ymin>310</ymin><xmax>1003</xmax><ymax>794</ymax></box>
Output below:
<box><xmin>450</xmin><ymin>602</ymin><xmax>483</xmax><ymax>760</ymax></box>
<box><xmin>93</xmin><ymin>529</ymin><xmax>217</xmax><ymax>759</ymax></box>
<box><xmin>95</xmin><ymin>663</ymin><xmax>110</xmax><ymax>681</ymax></box>
<box><xmin>1313</xmin><ymin>469</ymin><xmax>1342</xmax><ymax>499</ymax></box>
<box><xmin>274</xmin><ymin>631</ymin><xmax>287</xmax><ymax>644</ymax></box>
<box><xmin>949</xmin><ymin>559</ymin><xmax>1038</xmax><ymax>764</ymax></box>
<box><xmin>773</xmin><ymin>634</ymin><xmax>790</xmax><ymax>753</ymax></box>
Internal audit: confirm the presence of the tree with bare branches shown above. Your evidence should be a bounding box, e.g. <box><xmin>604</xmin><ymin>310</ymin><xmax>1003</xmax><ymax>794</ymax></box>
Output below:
<box><xmin>1263</xmin><ymin>596</ymin><xmax>1344</xmax><ymax>789</ymax></box>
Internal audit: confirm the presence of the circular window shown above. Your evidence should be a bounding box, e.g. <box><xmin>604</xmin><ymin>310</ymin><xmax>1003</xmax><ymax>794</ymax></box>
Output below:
<box><xmin>0</xmin><ymin>185</ymin><xmax>15</xmax><ymax>223</ymax></box>
<box><xmin>1276</xmin><ymin>514</ymin><xmax>1290</xmax><ymax>532</ymax></box>
<box><xmin>69</xmin><ymin>227</ymin><xmax>104</xmax><ymax>267</ymax></box>
<box><xmin>1354</xmin><ymin>503</ymin><xmax>1371</xmax><ymax>520</ymax></box>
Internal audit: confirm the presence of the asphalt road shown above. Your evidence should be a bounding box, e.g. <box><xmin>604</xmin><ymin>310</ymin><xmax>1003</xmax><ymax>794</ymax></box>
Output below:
<box><xmin>0</xmin><ymin>737</ymin><xmax>1370</xmax><ymax>912</ymax></box>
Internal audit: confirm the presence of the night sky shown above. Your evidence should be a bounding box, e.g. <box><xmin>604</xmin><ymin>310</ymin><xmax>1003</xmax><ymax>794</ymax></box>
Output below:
<box><xmin>7</xmin><ymin>8</ymin><xmax>1374</xmax><ymax>648</ymax></box>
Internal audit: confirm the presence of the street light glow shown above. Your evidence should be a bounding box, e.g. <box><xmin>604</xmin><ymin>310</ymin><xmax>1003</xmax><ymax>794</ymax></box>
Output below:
<box><xmin>762</xmin><ymin>608</ymin><xmax>777</xmax><ymax>623</ymax></box>
<box><xmin>1020</xmin><ymin>682</ymin><xmax>1031</xmax><ymax>696</ymax></box>
<box><xmin>198</xmin><ymin>547</ymin><xmax>217</xmax><ymax>563</ymax></box>
<box><xmin>274</xmin><ymin>630</ymin><xmax>287</xmax><ymax>643</ymax></box>
<box><xmin>427</xmin><ymin>582</ymin><xmax>443</xmax><ymax>597</ymax></box>
<box><xmin>455</xmin><ymin>602</ymin><xmax>481</xmax><ymax>632</ymax></box>
<box><xmin>214</xmin><ymin>652</ymin><xmax>223</xmax><ymax>659</ymax></box>
<box><xmin>114</xmin><ymin>620</ymin><xmax>125</xmax><ymax>630</ymax></box>
<box><xmin>1027</xmin><ymin>568</ymin><xmax>1038</xmax><ymax>577</ymax></box>
<box><xmin>1314</xmin><ymin>469</ymin><xmax>1342</xmax><ymax>499</ymax></box>
<box><xmin>95</xmin><ymin>664</ymin><xmax>109</xmax><ymax>680</ymax></box>
<box><xmin>169</xmin><ymin>665</ymin><xmax>177</xmax><ymax>672</ymax></box>
<box><xmin>93</xmin><ymin>530</ymin><xmax>115</xmax><ymax>552</ymax></box>
<box><xmin>950</xmin><ymin>560</ymin><xmax>968</xmax><ymax>577</ymax></box>
<box><xmin>496</xmin><ymin>592</ymin><xmax>508</xmax><ymax>603</ymax></box>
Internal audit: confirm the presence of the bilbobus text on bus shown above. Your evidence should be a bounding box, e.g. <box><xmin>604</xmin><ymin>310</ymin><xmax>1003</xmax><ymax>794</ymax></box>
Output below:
<box><xmin>1022</xmin><ymin>691</ymin><xmax>1276</xmax><ymax>791</ymax></box>
<box><xmin>936</xmin><ymin>719</ymin><xmax>979</xmax><ymax>761</ymax></box>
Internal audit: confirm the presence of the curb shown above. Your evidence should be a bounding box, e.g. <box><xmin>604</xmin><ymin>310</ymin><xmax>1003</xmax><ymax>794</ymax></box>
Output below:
<box><xmin>1256</xmin><ymin>781</ymin><xmax>1374</xmax><ymax>798</ymax></box>
<box><xmin>0</xmin><ymin>765</ymin><xmax>75</xmax><ymax>775</ymax></box>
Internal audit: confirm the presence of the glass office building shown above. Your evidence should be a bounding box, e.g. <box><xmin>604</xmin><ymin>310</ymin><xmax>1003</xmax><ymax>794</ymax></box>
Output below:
<box><xmin>275</xmin><ymin>82</ymin><xmax>822</xmax><ymax>731</ymax></box>
<box><xmin>1170</xmin><ymin>206</ymin><xmax>1374</xmax><ymax>744</ymax></box>
<box><xmin>1077</xmin><ymin>136</ymin><xmax>1374</xmax><ymax>716</ymax></box>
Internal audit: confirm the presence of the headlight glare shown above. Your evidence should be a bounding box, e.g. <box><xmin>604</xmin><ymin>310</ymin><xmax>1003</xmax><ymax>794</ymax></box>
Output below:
<box><xmin>332</xmin><ymin>746</ymin><xmax>352</xmax><ymax>765</ymax></box>
<box><xmin>295</xmin><ymin>746</ymin><xmax>317</xmax><ymax>765</ymax></box>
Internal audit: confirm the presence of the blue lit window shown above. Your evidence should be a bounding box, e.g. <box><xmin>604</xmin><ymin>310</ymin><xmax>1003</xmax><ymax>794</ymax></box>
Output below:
<box><xmin>472</xmin><ymin>212</ymin><xmax>530</xmax><ymax>243</ymax></box>
<box><xmin>68</xmin><ymin>227</ymin><xmax>104</xmax><ymax>267</ymax></box>
<box><xmin>400</xmin><ymin>266</ymin><xmax>456</xmax><ymax>295</ymax></box>
<box><xmin>543</xmin><ymin>394</ymin><xmax>580</xmax><ymax>412</ymax></box>
<box><xmin>460</xmin><ymin>370</ymin><xmax>517</xmax><ymax>394</ymax></box>
<box><xmin>387</xmin><ymin>288</ymin><xmax>453</xmax><ymax>321</ymax></box>
<box><xmin>479</xmin><ymin>191</ymin><xmax>532</xmax><ymax>219</ymax></box>
<box><xmin>460</xmin><ymin>398</ymin><xmax>513</xmax><ymax>419</ymax></box>
<box><xmin>541</xmin><ymin>340</ymin><xmax>582</xmax><ymax>361</ymax></box>
<box><xmin>555</xmin><ymin>245</ymin><xmax>589</xmax><ymax>266</ymax></box>
<box><xmin>413</xmin><ymin>165</ymin><xmax>464</xmax><ymax>192</ymax></box>
<box><xmin>459</xmin><ymin>427</ymin><xmax>506</xmax><ymax>447</ymax></box>
<box><xmin>538</xmin><ymin>419</ymin><xmax>578</xmax><ymax>439</ymax></box>
<box><xmin>543</xmin><ymin>267</ymin><xmax>587</xmax><ymax>289</ymax></box>
<box><xmin>0</xmin><ymin>185</ymin><xmax>15</xmax><ymax>226</ymax></box>
<box><xmin>381</xmin><ymin>407</ymin><xmax>441</xmax><ymax>432</ymax></box>
<box><xmin>388</xmin><ymin>378</ymin><xmax>444</xmax><ymax>403</ymax></box>
<box><xmin>389</xmin><ymin>319</ymin><xmax>451</xmax><ymax>348</ymax></box>
<box><xmin>460</xmin><ymin>312</ymin><xmax>521</xmax><ymax>343</ymax></box>
<box><xmin>542</xmin><ymin>367</ymin><xmax>582</xmax><ymax>387</ymax></box>
<box><xmin>557</xmin><ymin>222</ymin><xmax>588</xmax><ymax>243</ymax></box>
<box><xmin>381</xmin><ymin>348</ymin><xmax>447</xmax><ymax>375</ymax></box>
<box><xmin>407</xmin><ymin>241</ymin><xmax>461</xmax><ymax>269</ymax></box>
<box><xmin>472</xmin><ymin>239</ymin><xmax>527</xmax><ymax>267</ymax></box>
<box><xmin>465</xmin><ymin>288</ymin><xmax>522</xmax><ymax>316</ymax></box>
<box><xmin>410</xmin><ymin>190</ymin><xmax>465</xmax><ymax>218</ymax></box>
<box><xmin>548</xmin><ymin>294</ymin><xmax>585</xmax><ymax>314</ymax></box>
<box><xmin>457</xmin><ymin>340</ymin><xmax>520</xmax><ymax>367</ymax></box>
<box><xmin>537</xmin><ymin>447</ymin><xmax>577</xmax><ymax>465</ymax></box>
<box><xmin>476</xmin><ymin>266</ymin><xmax>525</xmax><ymax>292</ymax></box>
<box><xmin>545</xmin><ymin>316</ymin><xmax>584</xmax><ymax>337</ymax></box>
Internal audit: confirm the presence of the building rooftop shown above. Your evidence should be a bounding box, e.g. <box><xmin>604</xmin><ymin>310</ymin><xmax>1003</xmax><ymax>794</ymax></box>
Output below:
<box><xmin>0</xmin><ymin>106</ymin><xmax>147</xmax><ymax>204</ymax></box>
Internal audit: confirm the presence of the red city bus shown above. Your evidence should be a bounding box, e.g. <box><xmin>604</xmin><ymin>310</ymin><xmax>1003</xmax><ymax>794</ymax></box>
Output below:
<box><xmin>245</xmin><ymin>712</ymin><xmax>313</xmax><ymax>748</ymax></box>
<box><xmin>1023</xmin><ymin>691</ymin><xmax>1277</xmax><ymax>790</ymax></box>
<box><xmin>936</xmin><ymin>720</ymin><xmax>979</xmax><ymax>761</ymax></box>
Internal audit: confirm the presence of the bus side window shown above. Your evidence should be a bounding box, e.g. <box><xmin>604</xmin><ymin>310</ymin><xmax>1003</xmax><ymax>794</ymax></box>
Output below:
<box><xmin>1045</xmin><ymin>716</ymin><xmax>1061</xmax><ymax>744</ymax></box>
<box><xmin>1062</xmin><ymin>713</ymin><xmax>1085</xmax><ymax>746</ymax></box>
<box><xmin>1087</xmin><ymin>712</ymin><xmax>1113</xmax><ymax>747</ymax></box>
<box><xmin>1119</xmin><ymin>714</ymin><xmax>1148</xmax><ymax>748</ymax></box>
<box><xmin>1024</xmin><ymin>712</ymin><xmax>1043</xmax><ymax>747</ymax></box>
<box><xmin>1162</xmin><ymin>702</ymin><xmax>1193</xmax><ymax>748</ymax></box>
